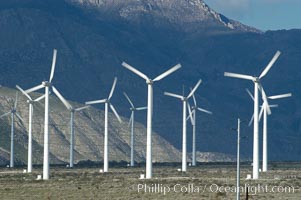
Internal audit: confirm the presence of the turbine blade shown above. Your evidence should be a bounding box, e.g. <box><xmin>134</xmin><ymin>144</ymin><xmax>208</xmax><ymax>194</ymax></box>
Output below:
<box><xmin>15</xmin><ymin>112</ymin><xmax>24</xmax><ymax>122</ymax></box>
<box><xmin>259</xmin><ymin>51</ymin><xmax>281</xmax><ymax>79</ymax></box>
<box><xmin>122</xmin><ymin>62</ymin><xmax>149</xmax><ymax>81</ymax></box>
<box><xmin>153</xmin><ymin>63</ymin><xmax>181</xmax><ymax>82</ymax></box>
<box><xmin>34</xmin><ymin>94</ymin><xmax>45</xmax><ymax>102</ymax></box>
<box><xmin>268</xmin><ymin>93</ymin><xmax>292</xmax><ymax>100</ymax></box>
<box><xmin>75</xmin><ymin>105</ymin><xmax>90</xmax><ymax>111</ymax></box>
<box><xmin>108</xmin><ymin>77</ymin><xmax>117</xmax><ymax>99</ymax></box>
<box><xmin>128</xmin><ymin>112</ymin><xmax>133</xmax><ymax>128</ymax></box>
<box><xmin>123</xmin><ymin>92</ymin><xmax>134</xmax><ymax>108</ymax></box>
<box><xmin>16</xmin><ymin>85</ymin><xmax>32</xmax><ymax>101</ymax></box>
<box><xmin>224</xmin><ymin>72</ymin><xmax>254</xmax><ymax>81</ymax></box>
<box><xmin>25</xmin><ymin>84</ymin><xmax>44</xmax><ymax>94</ymax></box>
<box><xmin>164</xmin><ymin>92</ymin><xmax>183</xmax><ymax>99</ymax></box>
<box><xmin>14</xmin><ymin>92</ymin><xmax>18</xmax><ymax>109</ymax></box>
<box><xmin>259</xmin><ymin>84</ymin><xmax>271</xmax><ymax>115</ymax></box>
<box><xmin>259</xmin><ymin>104</ymin><xmax>264</xmax><ymax>121</ymax></box>
<box><xmin>197</xmin><ymin>107</ymin><xmax>212</xmax><ymax>115</ymax></box>
<box><xmin>248</xmin><ymin>114</ymin><xmax>254</xmax><ymax>127</ymax></box>
<box><xmin>136</xmin><ymin>107</ymin><xmax>147</xmax><ymax>111</ymax></box>
<box><xmin>52</xmin><ymin>86</ymin><xmax>72</xmax><ymax>110</ymax></box>
<box><xmin>0</xmin><ymin>112</ymin><xmax>11</xmax><ymax>118</ymax></box>
<box><xmin>246</xmin><ymin>88</ymin><xmax>254</xmax><ymax>101</ymax></box>
<box><xmin>187</xmin><ymin>79</ymin><xmax>202</xmax><ymax>99</ymax></box>
<box><xmin>269</xmin><ymin>104</ymin><xmax>278</xmax><ymax>108</ymax></box>
<box><xmin>187</xmin><ymin>102</ymin><xmax>194</xmax><ymax>125</ymax></box>
<box><xmin>85</xmin><ymin>99</ymin><xmax>107</xmax><ymax>105</ymax></box>
<box><xmin>110</xmin><ymin>104</ymin><xmax>122</xmax><ymax>123</ymax></box>
<box><xmin>191</xmin><ymin>90</ymin><xmax>197</xmax><ymax>107</ymax></box>
<box><xmin>49</xmin><ymin>49</ymin><xmax>57</xmax><ymax>82</ymax></box>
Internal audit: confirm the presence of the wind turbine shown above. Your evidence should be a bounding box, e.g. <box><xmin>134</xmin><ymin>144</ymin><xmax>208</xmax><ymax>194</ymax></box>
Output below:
<box><xmin>122</xmin><ymin>62</ymin><xmax>181</xmax><ymax>179</ymax></box>
<box><xmin>68</xmin><ymin>105</ymin><xmax>90</xmax><ymax>168</ymax></box>
<box><xmin>86</xmin><ymin>77</ymin><xmax>122</xmax><ymax>173</ymax></box>
<box><xmin>16</xmin><ymin>85</ymin><xmax>45</xmax><ymax>173</ymax></box>
<box><xmin>0</xmin><ymin>92</ymin><xmax>23</xmax><ymax>168</ymax></box>
<box><xmin>187</xmin><ymin>92</ymin><xmax>212</xmax><ymax>167</ymax></box>
<box><xmin>164</xmin><ymin>79</ymin><xmax>202</xmax><ymax>172</ymax></box>
<box><xmin>50</xmin><ymin>92</ymin><xmax>90</xmax><ymax>168</ymax></box>
<box><xmin>247</xmin><ymin>89</ymin><xmax>292</xmax><ymax>172</ymax></box>
<box><xmin>123</xmin><ymin>92</ymin><xmax>147</xmax><ymax>167</ymax></box>
<box><xmin>224</xmin><ymin>50</ymin><xmax>281</xmax><ymax>179</ymax></box>
<box><xmin>25</xmin><ymin>49</ymin><xmax>71</xmax><ymax>180</ymax></box>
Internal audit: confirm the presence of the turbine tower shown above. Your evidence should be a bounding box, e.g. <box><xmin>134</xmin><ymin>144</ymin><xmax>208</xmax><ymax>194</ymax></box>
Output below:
<box><xmin>68</xmin><ymin>105</ymin><xmax>90</xmax><ymax>168</ymax></box>
<box><xmin>0</xmin><ymin>92</ymin><xmax>23</xmax><ymax>168</ymax></box>
<box><xmin>86</xmin><ymin>77</ymin><xmax>122</xmax><ymax>173</ymax></box>
<box><xmin>247</xmin><ymin>89</ymin><xmax>292</xmax><ymax>172</ymax></box>
<box><xmin>187</xmin><ymin>92</ymin><xmax>212</xmax><ymax>166</ymax></box>
<box><xmin>224</xmin><ymin>50</ymin><xmax>281</xmax><ymax>179</ymax></box>
<box><xmin>122</xmin><ymin>62</ymin><xmax>181</xmax><ymax>179</ymax></box>
<box><xmin>16</xmin><ymin>85</ymin><xmax>45</xmax><ymax>173</ymax></box>
<box><xmin>164</xmin><ymin>79</ymin><xmax>202</xmax><ymax>172</ymax></box>
<box><xmin>25</xmin><ymin>49</ymin><xmax>72</xmax><ymax>180</ymax></box>
<box><xmin>123</xmin><ymin>92</ymin><xmax>147</xmax><ymax>167</ymax></box>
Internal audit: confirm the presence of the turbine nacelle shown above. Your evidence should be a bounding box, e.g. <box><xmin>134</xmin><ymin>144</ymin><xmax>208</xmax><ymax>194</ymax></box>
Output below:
<box><xmin>26</xmin><ymin>99</ymin><xmax>35</xmax><ymax>104</ymax></box>
<box><xmin>253</xmin><ymin>77</ymin><xmax>260</xmax><ymax>83</ymax></box>
<box><xmin>146</xmin><ymin>79</ymin><xmax>153</xmax><ymax>85</ymax></box>
<box><xmin>42</xmin><ymin>81</ymin><xmax>52</xmax><ymax>87</ymax></box>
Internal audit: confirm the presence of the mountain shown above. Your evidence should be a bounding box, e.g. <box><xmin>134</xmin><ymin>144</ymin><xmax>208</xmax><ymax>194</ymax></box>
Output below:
<box><xmin>0</xmin><ymin>0</ymin><xmax>300</xmax><ymax>162</ymax></box>
<box><xmin>67</xmin><ymin>0</ymin><xmax>259</xmax><ymax>33</ymax></box>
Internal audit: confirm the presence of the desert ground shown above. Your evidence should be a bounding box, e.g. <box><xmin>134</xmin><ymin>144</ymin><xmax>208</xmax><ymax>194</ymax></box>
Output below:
<box><xmin>0</xmin><ymin>163</ymin><xmax>300</xmax><ymax>200</ymax></box>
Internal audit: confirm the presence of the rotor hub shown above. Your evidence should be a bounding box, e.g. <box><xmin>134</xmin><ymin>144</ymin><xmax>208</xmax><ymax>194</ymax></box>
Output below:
<box><xmin>254</xmin><ymin>77</ymin><xmax>260</xmax><ymax>83</ymax></box>
<box><xmin>42</xmin><ymin>81</ymin><xmax>51</xmax><ymax>87</ymax></box>
<box><xmin>146</xmin><ymin>79</ymin><xmax>153</xmax><ymax>85</ymax></box>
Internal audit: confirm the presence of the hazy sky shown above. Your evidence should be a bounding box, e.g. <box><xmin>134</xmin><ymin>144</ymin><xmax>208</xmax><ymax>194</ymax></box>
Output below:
<box><xmin>205</xmin><ymin>0</ymin><xmax>301</xmax><ymax>31</ymax></box>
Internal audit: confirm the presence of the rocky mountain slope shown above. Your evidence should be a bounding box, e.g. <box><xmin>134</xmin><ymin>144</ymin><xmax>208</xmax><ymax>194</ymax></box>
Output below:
<box><xmin>67</xmin><ymin>0</ymin><xmax>259</xmax><ymax>33</ymax></box>
<box><xmin>0</xmin><ymin>0</ymin><xmax>300</xmax><ymax>162</ymax></box>
<box><xmin>0</xmin><ymin>86</ymin><xmax>181</xmax><ymax>165</ymax></box>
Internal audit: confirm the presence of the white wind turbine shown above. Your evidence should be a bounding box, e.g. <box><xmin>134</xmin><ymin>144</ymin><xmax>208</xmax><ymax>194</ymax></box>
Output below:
<box><xmin>68</xmin><ymin>105</ymin><xmax>90</xmax><ymax>168</ymax></box>
<box><xmin>16</xmin><ymin>85</ymin><xmax>45</xmax><ymax>173</ymax></box>
<box><xmin>0</xmin><ymin>92</ymin><xmax>23</xmax><ymax>168</ymax></box>
<box><xmin>164</xmin><ymin>79</ymin><xmax>202</xmax><ymax>172</ymax></box>
<box><xmin>123</xmin><ymin>92</ymin><xmax>147</xmax><ymax>167</ymax></box>
<box><xmin>224</xmin><ymin>50</ymin><xmax>281</xmax><ymax>179</ymax></box>
<box><xmin>122</xmin><ymin>62</ymin><xmax>181</xmax><ymax>179</ymax></box>
<box><xmin>246</xmin><ymin>89</ymin><xmax>292</xmax><ymax>172</ymax></box>
<box><xmin>25</xmin><ymin>49</ymin><xmax>72</xmax><ymax>180</ymax></box>
<box><xmin>52</xmin><ymin>93</ymin><xmax>90</xmax><ymax>168</ymax></box>
<box><xmin>187</xmin><ymin>92</ymin><xmax>212</xmax><ymax>167</ymax></box>
<box><xmin>85</xmin><ymin>77</ymin><xmax>122</xmax><ymax>173</ymax></box>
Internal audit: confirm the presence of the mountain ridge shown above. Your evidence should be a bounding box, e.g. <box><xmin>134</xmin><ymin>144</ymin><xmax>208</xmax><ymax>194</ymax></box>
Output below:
<box><xmin>66</xmin><ymin>0</ymin><xmax>260</xmax><ymax>33</ymax></box>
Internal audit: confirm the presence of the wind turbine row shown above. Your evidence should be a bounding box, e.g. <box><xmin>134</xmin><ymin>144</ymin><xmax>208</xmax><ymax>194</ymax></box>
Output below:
<box><xmin>16</xmin><ymin>85</ymin><xmax>44</xmax><ymax>172</ymax></box>
<box><xmin>1</xmin><ymin>48</ymin><xmax>291</xmax><ymax>181</ymax></box>
<box><xmin>164</xmin><ymin>79</ymin><xmax>202</xmax><ymax>172</ymax></box>
<box><xmin>224</xmin><ymin>50</ymin><xmax>282</xmax><ymax>179</ymax></box>
<box><xmin>187</xmin><ymin>93</ymin><xmax>212</xmax><ymax>167</ymax></box>
<box><xmin>246</xmin><ymin>89</ymin><xmax>292</xmax><ymax>172</ymax></box>
<box><xmin>19</xmin><ymin>49</ymin><xmax>77</xmax><ymax>180</ymax></box>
